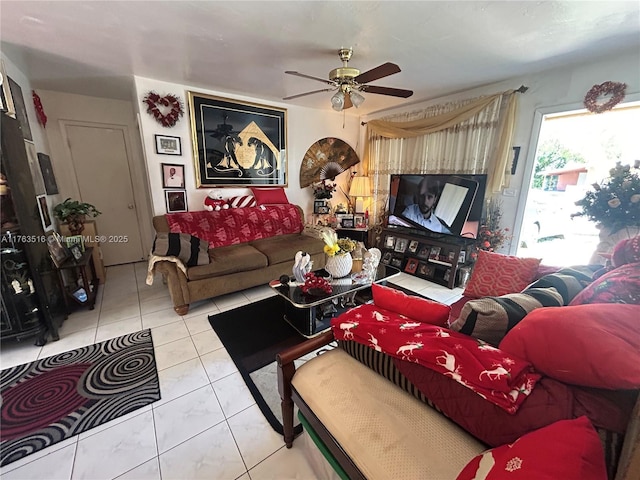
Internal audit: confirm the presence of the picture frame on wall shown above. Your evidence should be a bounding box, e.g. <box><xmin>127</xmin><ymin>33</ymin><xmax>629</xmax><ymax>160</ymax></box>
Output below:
<box><xmin>0</xmin><ymin>60</ymin><xmax>16</xmax><ymax>117</ymax></box>
<box><xmin>36</xmin><ymin>194</ymin><xmax>53</xmax><ymax>232</ymax></box>
<box><xmin>162</xmin><ymin>163</ymin><xmax>185</xmax><ymax>188</ymax></box>
<box><xmin>8</xmin><ymin>77</ymin><xmax>32</xmax><ymax>141</ymax></box>
<box><xmin>37</xmin><ymin>153</ymin><xmax>59</xmax><ymax>195</ymax></box>
<box><xmin>155</xmin><ymin>135</ymin><xmax>182</xmax><ymax>155</ymax></box>
<box><xmin>188</xmin><ymin>91</ymin><xmax>287</xmax><ymax>187</ymax></box>
<box><xmin>165</xmin><ymin>190</ymin><xmax>188</xmax><ymax>213</ymax></box>
<box><xmin>25</xmin><ymin>141</ymin><xmax>46</xmax><ymax>195</ymax></box>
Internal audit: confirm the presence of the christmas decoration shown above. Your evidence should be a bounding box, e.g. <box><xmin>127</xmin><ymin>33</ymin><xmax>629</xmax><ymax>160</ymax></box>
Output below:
<box><xmin>142</xmin><ymin>91</ymin><xmax>184</xmax><ymax>127</ymax></box>
<box><xmin>470</xmin><ymin>198</ymin><xmax>511</xmax><ymax>261</ymax></box>
<box><xmin>583</xmin><ymin>81</ymin><xmax>626</xmax><ymax>114</ymax></box>
<box><xmin>300</xmin><ymin>272</ymin><xmax>332</xmax><ymax>296</ymax></box>
<box><xmin>32</xmin><ymin>90</ymin><xmax>47</xmax><ymax>127</ymax></box>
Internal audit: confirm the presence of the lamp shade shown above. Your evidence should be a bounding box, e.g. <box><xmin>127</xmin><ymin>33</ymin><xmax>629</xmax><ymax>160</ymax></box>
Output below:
<box><xmin>349</xmin><ymin>176</ymin><xmax>371</xmax><ymax>197</ymax></box>
<box><xmin>331</xmin><ymin>91</ymin><xmax>345</xmax><ymax>111</ymax></box>
<box><xmin>350</xmin><ymin>90</ymin><xmax>365</xmax><ymax>108</ymax></box>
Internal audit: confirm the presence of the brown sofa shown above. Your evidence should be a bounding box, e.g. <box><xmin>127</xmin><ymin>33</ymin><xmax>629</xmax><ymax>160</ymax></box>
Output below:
<box><xmin>152</xmin><ymin>206</ymin><xmax>326</xmax><ymax>315</ymax></box>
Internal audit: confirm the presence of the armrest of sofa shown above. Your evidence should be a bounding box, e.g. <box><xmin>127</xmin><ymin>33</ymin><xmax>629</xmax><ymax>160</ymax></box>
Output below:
<box><xmin>276</xmin><ymin>330</ymin><xmax>335</xmax><ymax>447</ymax></box>
<box><xmin>153</xmin><ymin>260</ymin><xmax>190</xmax><ymax>315</ymax></box>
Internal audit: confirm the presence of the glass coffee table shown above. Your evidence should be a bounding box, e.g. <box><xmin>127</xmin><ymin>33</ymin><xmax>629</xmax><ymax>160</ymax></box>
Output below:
<box><xmin>269</xmin><ymin>264</ymin><xmax>400</xmax><ymax>338</ymax></box>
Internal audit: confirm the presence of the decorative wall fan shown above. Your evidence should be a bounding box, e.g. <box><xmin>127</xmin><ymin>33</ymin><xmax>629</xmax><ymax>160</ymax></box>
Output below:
<box><xmin>283</xmin><ymin>48</ymin><xmax>413</xmax><ymax>111</ymax></box>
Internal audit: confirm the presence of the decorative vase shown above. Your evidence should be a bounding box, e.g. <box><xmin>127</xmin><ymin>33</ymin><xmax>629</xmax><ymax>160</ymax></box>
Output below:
<box><xmin>325</xmin><ymin>254</ymin><xmax>353</xmax><ymax>279</ymax></box>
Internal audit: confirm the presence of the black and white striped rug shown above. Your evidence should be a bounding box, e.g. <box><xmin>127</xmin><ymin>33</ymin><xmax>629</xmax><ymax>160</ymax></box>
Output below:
<box><xmin>0</xmin><ymin>330</ymin><xmax>160</xmax><ymax>467</ymax></box>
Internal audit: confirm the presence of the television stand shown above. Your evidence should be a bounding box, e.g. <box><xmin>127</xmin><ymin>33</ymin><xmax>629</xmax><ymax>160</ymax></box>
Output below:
<box><xmin>378</xmin><ymin>228</ymin><xmax>472</xmax><ymax>289</ymax></box>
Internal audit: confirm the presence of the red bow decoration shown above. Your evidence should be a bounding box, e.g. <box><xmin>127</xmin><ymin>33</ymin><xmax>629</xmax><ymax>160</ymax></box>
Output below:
<box><xmin>142</xmin><ymin>92</ymin><xmax>184</xmax><ymax>127</ymax></box>
<box><xmin>33</xmin><ymin>90</ymin><xmax>47</xmax><ymax>128</ymax></box>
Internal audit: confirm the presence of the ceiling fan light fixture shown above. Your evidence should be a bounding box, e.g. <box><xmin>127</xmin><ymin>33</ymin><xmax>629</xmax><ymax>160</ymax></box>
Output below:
<box><xmin>331</xmin><ymin>91</ymin><xmax>345</xmax><ymax>111</ymax></box>
<box><xmin>350</xmin><ymin>90</ymin><xmax>365</xmax><ymax>108</ymax></box>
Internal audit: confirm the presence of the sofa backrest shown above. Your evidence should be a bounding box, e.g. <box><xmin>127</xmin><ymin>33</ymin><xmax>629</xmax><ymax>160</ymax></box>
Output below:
<box><xmin>154</xmin><ymin>205</ymin><xmax>305</xmax><ymax>248</ymax></box>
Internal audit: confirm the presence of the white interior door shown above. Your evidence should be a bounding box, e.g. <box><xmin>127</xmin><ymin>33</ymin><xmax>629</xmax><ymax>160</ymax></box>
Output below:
<box><xmin>65</xmin><ymin>124</ymin><xmax>145</xmax><ymax>265</ymax></box>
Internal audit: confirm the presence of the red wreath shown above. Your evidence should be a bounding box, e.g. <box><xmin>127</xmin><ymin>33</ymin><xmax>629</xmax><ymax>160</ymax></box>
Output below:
<box><xmin>33</xmin><ymin>90</ymin><xmax>47</xmax><ymax>127</ymax></box>
<box><xmin>584</xmin><ymin>81</ymin><xmax>627</xmax><ymax>114</ymax></box>
<box><xmin>142</xmin><ymin>91</ymin><xmax>184</xmax><ymax>127</ymax></box>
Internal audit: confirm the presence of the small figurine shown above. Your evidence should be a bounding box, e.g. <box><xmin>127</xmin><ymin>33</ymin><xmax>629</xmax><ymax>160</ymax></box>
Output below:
<box><xmin>292</xmin><ymin>251</ymin><xmax>312</xmax><ymax>283</ymax></box>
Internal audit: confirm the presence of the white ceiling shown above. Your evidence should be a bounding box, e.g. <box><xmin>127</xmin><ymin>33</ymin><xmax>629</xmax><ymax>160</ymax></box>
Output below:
<box><xmin>1</xmin><ymin>1</ymin><xmax>639</xmax><ymax>115</ymax></box>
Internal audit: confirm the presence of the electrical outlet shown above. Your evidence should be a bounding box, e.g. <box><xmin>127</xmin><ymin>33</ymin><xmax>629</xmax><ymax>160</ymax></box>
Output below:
<box><xmin>502</xmin><ymin>188</ymin><xmax>517</xmax><ymax>197</ymax></box>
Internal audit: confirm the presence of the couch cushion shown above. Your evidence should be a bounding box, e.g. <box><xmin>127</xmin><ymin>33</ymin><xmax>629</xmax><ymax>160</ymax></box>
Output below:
<box><xmin>526</xmin><ymin>267</ymin><xmax>593</xmax><ymax>305</ymax></box>
<box><xmin>569</xmin><ymin>262</ymin><xmax>640</xmax><ymax>306</ymax></box>
<box><xmin>152</xmin><ymin>232</ymin><xmax>209</xmax><ymax>267</ymax></box>
<box><xmin>371</xmin><ymin>283</ymin><xmax>451</xmax><ymax>326</ymax></box>
<box><xmin>449</xmin><ymin>287</ymin><xmax>563</xmax><ymax>346</ymax></box>
<box><xmin>293</xmin><ymin>348</ymin><xmax>486</xmax><ymax>480</ymax></box>
<box><xmin>250</xmin><ymin>186</ymin><xmax>289</xmax><ymax>205</ymax></box>
<box><xmin>250</xmin><ymin>234</ymin><xmax>325</xmax><ymax>265</ymax></box>
<box><xmin>456</xmin><ymin>416</ymin><xmax>607</xmax><ymax>480</ymax></box>
<box><xmin>228</xmin><ymin>195</ymin><xmax>257</xmax><ymax>208</ymax></box>
<box><xmin>499</xmin><ymin>304</ymin><xmax>640</xmax><ymax>389</ymax></box>
<box><xmin>186</xmin><ymin>244</ymin><xmax>268</xmax><ymax>280</ymax></box>
<box><xmin>463</xmin><ymin>251</ymin><xmax>541</xmax><ymax>299</ymax></box>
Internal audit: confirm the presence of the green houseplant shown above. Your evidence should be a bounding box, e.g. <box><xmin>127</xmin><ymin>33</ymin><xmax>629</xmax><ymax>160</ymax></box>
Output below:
<box><xmin>53</xmin><ymin>198</ymin><xmax>101</xmax><ymax>235</ymax></box>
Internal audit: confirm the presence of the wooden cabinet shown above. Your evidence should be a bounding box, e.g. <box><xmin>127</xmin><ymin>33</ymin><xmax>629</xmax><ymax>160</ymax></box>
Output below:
<box><xmin>378</xmin><ymin>228</ymin><xmax>471</xmax><ymax>289</ymax></box>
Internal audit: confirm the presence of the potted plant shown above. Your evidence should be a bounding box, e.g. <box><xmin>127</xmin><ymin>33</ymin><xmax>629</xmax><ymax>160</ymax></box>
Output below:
<box><xmin>53</xmin><ymin>198</ymin><xmax>101</xmax><ymax>235</ymax></box>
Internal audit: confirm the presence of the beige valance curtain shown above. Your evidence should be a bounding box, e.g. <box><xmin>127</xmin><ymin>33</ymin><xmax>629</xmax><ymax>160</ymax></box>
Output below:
<box><xmin>364</xmin><ymin>89</ymin><xmax>518</xmax><ymax>226</ymax></box>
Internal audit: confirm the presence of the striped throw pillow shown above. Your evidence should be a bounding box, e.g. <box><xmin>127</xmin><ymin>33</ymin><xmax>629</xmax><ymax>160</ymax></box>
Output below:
<box><xmin>449</xmin><ymin>286</ymin><xmax>563</xmax><ymax>346</ymax></box>
<box><xmin>152</xmin><ymin>233</ymin><xmax>209</xmax><ymax>267</ymax></box>
<box><xmin>526</xmin><ymin>267</ymin><xmax>594</xmax><ymax>305</ymax></box>
<box><xmin>228</xmin><ymin>195</ymin><xmax>257</xmax><ymax>208</ymax></box>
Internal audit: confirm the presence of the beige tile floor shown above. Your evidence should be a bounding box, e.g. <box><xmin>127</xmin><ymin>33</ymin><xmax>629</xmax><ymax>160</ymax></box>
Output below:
<box><xmin>0</xmin><ymin>262</ymin><xmax>463</xmax><ymax>480</ymax></box>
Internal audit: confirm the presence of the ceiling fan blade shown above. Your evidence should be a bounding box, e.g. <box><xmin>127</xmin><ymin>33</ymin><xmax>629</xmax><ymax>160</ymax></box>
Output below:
<box><xmin>362</xmin><ymin>85</ymin><xmax>414</xmax><ymax>98</ymax></box>
<box><xmin>283</xmin><ymin>88</ymin><xmax>333</xmax><ymax>100</ymax></box>
<box><xmin>355</xmin><ymin>62</ymin><xmax>401</xmax><ymax>84</ymax></box>
<box><xmin>285</xmin><ymin>71</ymin><xmax>334</xmax><ymax>85</ymax></box>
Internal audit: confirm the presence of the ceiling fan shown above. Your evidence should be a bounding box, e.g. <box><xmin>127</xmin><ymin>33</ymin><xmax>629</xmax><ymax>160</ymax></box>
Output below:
<box><xmin>283</xmin><ymin>48</ymin><xmax>413</xmax><ymax>111</ymax></box>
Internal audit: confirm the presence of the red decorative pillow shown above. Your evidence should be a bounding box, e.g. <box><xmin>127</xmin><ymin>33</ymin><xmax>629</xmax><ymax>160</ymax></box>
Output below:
<box><xmin>456</xmin><ymin>416</ymin><xmax>607</xmax><ymax>480</ymax></box>
<box><xmin>371</xmin><ymin>283</ymin><xmax>451</xmax><ymax>326</ymax></box>
<box><xmin>249</xmin><ymin>187</ymin><xmax>289</xmax><ymax>205</ymax></box>
<box><xmin>464</xmin><ymin>251</ymin><xmax>541</xmax><ymax>298</ymax></box>
<box><xmin>228</xmin><ymin>195</ymin><xmax>257</xmax><ymax>208</ymax></box>
<box><xmin>499</xmin><ymin>304</ymin><xmax>640</xmax><ymax>389</ymax></box>
<box><xmin>569</xmin><ymin>262</ymin><xmax>640</xmax><ymax>305</ymax></box>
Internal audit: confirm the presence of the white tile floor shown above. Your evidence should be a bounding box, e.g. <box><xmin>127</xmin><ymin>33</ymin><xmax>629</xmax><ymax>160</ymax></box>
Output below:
<box><xmin>0</xmin><ymin>263</ymin><xmax>463</xmax><ymax>480</ymax></box>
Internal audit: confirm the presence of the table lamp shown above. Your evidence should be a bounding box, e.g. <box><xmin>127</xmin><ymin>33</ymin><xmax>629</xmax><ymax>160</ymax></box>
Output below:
<box><xmin>349</xmin><ymin>176</ymin><xmax>371</xmax><ymax>214</ymax></box>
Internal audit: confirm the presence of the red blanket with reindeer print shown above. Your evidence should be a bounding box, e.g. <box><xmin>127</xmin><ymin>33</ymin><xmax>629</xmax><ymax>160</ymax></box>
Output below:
<box><xmin>330</xmin><ymin>303</ymin><xmax>540</xmax><ymax>413</ymax></box>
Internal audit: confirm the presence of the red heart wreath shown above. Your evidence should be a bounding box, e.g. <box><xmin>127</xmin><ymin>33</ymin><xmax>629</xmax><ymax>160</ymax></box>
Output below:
<box><xmin>142</xmin><ymin>92</ymin><xmax>184</xmax><ymax>127</ymax></box>
<box><xmin>584</xmin><ymin>81</ymin><xmax>627</xmax><ymax>114</ymax></box>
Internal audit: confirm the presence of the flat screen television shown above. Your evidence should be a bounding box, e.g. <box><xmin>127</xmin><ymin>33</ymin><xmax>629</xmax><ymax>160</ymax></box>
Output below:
<box><xmin>387</xmin><ymin>173</ymin><xmax>487</xmax><ymax>239</ymax></box>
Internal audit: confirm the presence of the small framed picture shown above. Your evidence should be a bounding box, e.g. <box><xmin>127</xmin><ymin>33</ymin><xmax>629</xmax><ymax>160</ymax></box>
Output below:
<box><xmin>394</xmin><ymin>238</ymin><xmax>408</xmax><ymax>253</ymax></box>
<box><xmin>354</xmin><ymin>215</ymin><xmax>366</xmax><ymax>229</ymax></box>
<box><xmin>36</xmin><ymin>194</ymin><xmax>53</xmax><ymax>232</ymax></box>
<box><xmin>65</xmin><ymin>235</ymin><xmax>84</xmax><ymax>251</ymax></box>
<box><xmin>404</xmin><ymin>258</ymin><xmax>419</xmax><ymax>274</ymax></box>
<box><xmin>341</xmin><ymin>217</ymin><xmax>355</xmax><ymax>228</ymax></box>
<box><xmin>444</xmin><ymin>268</ymin><xmax>452</xmax><ymax>282</ymax></box>
<box><xmin>46</xmin><ymin>231</ymin><xmax>69</xmax><ymax>268</ymax></box>
<box><xmin>417</xmin><ymin>245</ymin><xmax>430</xmax><ymax>258</ymax></box>
<box><xmin>408</xmin><ymin>240</ymin><xmax>419</xmax><ymax>253</ymax></box>
<box><xmin>384</xmin><ymin>235</ymin><xmax>395</xmax><ymax>249</ymax></box>
<box><xmin>316</xmin><ymin>205</ymin><xmax>330</xmax><ymax>214</ymax></box>
<box><xmin>390</xmin><ymin>256</ymin><xmax>403</xmax><ymax>268</ymax></box>
<box><xmin>447</xmin><ymin>251</ymin><xmax>456</xmax><ymax>263</ymax></box>
<box><xmin>69</xmin><ymin>243</ymin><xmax>84</xmax><ymax>261</ymax></box>
<box><xmin>155</xmin><ymin>135</ymin><xmax>182</xmax><ymax>155</ymax></box>
<box><xmin>417</xmin><ymin>262</ymin><xmax>429</xmax><ymax>276</ymax></box>
<box><xmin>381</xmin><ymin>252</ymin><xmax>393</xmax><ymax>265</ymax></box>
<box><xmin>313</xmin><ymin>200</ymin><xmax>327</xmax><ymax>214</ymax></box>
<box><xmin>165</xmin><ymin>190</ymin><xmax>187</xmax><ymax>213</ymax></box>
<box><xmin>162</xmin><ymin>163</ymin><xmax>185</xmax><ymax>188</ymax></box>
<box><xmin>458</xmin><ymin>250</ymin><xmax>466</xmax><ymax>264</ymax></box>
<box><xmin>428</xmin><ymin>246</ymin><xmax>441</xmax><ymax>260</ymax></box>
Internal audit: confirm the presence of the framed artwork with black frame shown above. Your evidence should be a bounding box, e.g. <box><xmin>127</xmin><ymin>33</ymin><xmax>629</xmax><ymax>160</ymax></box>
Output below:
<box><xmin>37</xmin><ymin>153</ymin><xmax>59</xmax><ymax>195</ymax></box>
<box><xmin>404</xmin><ymin>258</ymin><xmax>419</xmax><ymax>274</ymax></box>
<box><xmin>313</xmin><ymin>200</ymin><xmax>327</xmax><ymax>214</ymax></box>
<box><xmin>394</xmin><ymin>238</ymin><xmax>408</xmax><ymax>253</ymax></box>
<box><xmin>46</xmin><ymin>231</ymin><xmax>69</xmax><ymax>268</ymax></box>
<box><xmin>341</xmin><ymin>217</ymin><xmax>355</xmax><ymax>228</ymax></box>
<box><xmin>390</xmin><ymin>256</ymin><xmax>403</xmax><ymax>268</ymax></box>
<box><xmin>511</xmin><ymin>146</ymin><xmax>521</xmax><ymax>175</ymax></box>
<box><xmin>408</xmin><ymin>240</ymin><xmax>419</xmax><ymax>253</ymax></box>
<box><xmin>188</xmin><ymin>91</ymin><xmax>287</xmax><ymax>187</ymax></box>
<box><xmin>155</xmin><ymin>135</ymin><xmax>182</xmax><ymax>155</ymax></box>
<box><xmin>8</xmin><ymin>77</ymin><xmax>32</xmax><ymax>141</ymax></box>
<box><xmin>162</xmin><ymin>163</ymin><xmax>185</xmax><ymax>189</ymax></box>
<box><xmin>417</xmin><ymin>245</ymin><xmax>430</xmax><ymax>258</ymax></box>
<box><xmin>165</xmin><ymin>190</ymin><xmax>188</xmax><ymax>213</ymax></box>
<box><xmin>69</xmin><ymin>243</ymin><xmax>84</xmax><ymax>262</ymax></box>
<box><xmin>381</xmin><ymin>252</ymin><xmax>393</xmax><ymax>265</ymax></box>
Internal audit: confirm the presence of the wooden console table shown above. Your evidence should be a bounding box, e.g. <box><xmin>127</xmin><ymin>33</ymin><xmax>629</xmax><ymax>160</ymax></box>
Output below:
<box><xmin>55</xmin><ymin>247</ymin><xmax>99</xmax><ymax>312</ymax></box>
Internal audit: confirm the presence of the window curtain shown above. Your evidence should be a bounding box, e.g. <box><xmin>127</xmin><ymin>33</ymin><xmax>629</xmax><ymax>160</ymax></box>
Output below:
<box><xmin>363</xmin><ymin>90</ymin><xmax>518</xmax><ymax>227</ymax></box>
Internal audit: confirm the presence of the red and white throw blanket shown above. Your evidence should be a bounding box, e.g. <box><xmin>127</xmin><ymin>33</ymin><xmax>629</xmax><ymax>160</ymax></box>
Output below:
<box><xmin>330</xmin><ymin>304</ymin><xmax>540</xmax><ymax>413</ymax></box>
